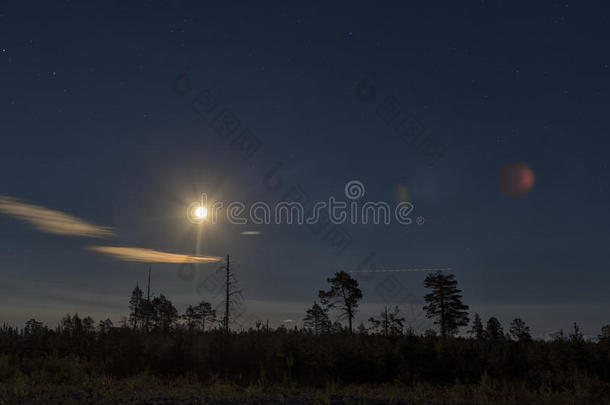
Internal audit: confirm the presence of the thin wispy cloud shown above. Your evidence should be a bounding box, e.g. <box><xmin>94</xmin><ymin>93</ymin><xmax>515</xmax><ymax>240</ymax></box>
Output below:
<box><xmin>241</xmin><ymin>231</ymin><xmax>261</xmax><ymax>235</ymax></box>
<box><xmin>0</xmin><ymin>196</ymin><xmax>113</xmax><ymax>237</ymax></box>
<box><xmin>89</xmin><ymin>246</ymin><xmax>222</xmax><ymax>263</ymax></box>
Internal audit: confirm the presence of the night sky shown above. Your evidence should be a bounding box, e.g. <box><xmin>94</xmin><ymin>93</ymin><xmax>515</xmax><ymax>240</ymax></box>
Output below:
<box><xmin>1</xmin><ymin>1</ymin><xmax>609</xmax><ymax>338</ymax></box>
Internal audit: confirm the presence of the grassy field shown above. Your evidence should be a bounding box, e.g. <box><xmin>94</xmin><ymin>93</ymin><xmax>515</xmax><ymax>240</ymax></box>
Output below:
<box><xmin>0</xmin><ymin>373</ymin><xmax>609</xmax><ymax>405</ymax></box>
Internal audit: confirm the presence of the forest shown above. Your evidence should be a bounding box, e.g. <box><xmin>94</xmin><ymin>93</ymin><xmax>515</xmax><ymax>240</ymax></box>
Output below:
<box><xmin>1</xmin><ymin>271</ymin><xmax>609</xmax><ymax>404</ymax></box>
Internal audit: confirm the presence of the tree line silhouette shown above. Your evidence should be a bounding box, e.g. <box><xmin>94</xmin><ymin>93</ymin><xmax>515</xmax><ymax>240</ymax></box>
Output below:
<box><xmin>0</xmin><ymin>269</ymin><xmax>608</xmax><ymax>396</ymax></box>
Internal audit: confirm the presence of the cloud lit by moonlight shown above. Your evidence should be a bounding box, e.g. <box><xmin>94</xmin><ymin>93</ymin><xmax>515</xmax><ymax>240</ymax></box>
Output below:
<box><xmin>0</xmin><ymin>196</ymin><xmax>114</xmax><ymax>237</ymax></box>
<box><xmin>89</xmin><ymin>246</ymin><xmax>222</xmax><ymax>263</ymax></box>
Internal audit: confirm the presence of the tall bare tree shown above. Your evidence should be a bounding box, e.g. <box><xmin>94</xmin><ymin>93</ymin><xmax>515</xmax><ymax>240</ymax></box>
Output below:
<box><xmin>220</xmin><ymin>255</ymin><xmax>242</xmax><ymax>333</ymax></box>
<box><xmin>142</xmin><ymin>266</ymin><xmax>152</xmax><ymax>332</ymax></box>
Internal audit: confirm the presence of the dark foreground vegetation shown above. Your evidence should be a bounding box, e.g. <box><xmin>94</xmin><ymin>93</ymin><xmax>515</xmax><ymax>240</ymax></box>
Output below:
<box><xmin>1</xmin><ymin>324</ymin><xmax>609</xmax><ymax>404</ymax></box>
<box><xmin>1</xmin><ymin>271</ymin><xmax>608</xmax><ymax>404</ymax></box>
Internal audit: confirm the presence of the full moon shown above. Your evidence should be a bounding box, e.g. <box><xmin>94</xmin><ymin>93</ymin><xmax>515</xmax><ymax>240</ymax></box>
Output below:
<box><xmin>498</xmin><ymin>162</ymin><xmax>535</xmax><ymax>198</ymax></box>
<box><xmin>194</xmin><ymin>206</ymin><xmax>207</xmax><ymax>219</ymax></box>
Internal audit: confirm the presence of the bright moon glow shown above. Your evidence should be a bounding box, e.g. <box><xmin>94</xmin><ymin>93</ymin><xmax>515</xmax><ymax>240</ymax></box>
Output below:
<box><xmin>194</xmin><ymin>205</ymin><xmax>207</xmax><ymax>219</ymax></box>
